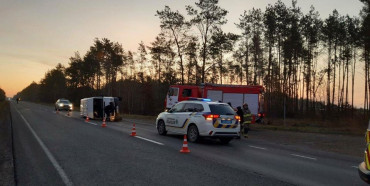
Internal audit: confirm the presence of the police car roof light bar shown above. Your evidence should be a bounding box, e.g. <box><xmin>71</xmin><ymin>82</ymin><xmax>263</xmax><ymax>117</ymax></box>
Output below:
<box><xmin>187</xmin><ymin>97</ymin><xmax>212</xmax><ymax>102</ymax></box>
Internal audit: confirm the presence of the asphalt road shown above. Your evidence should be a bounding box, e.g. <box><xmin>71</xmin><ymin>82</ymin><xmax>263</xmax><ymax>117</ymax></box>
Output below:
<box><xmin>10</xmin><ymin>101</ymin><xmax>366</xmax><ymax>186</ymax></box>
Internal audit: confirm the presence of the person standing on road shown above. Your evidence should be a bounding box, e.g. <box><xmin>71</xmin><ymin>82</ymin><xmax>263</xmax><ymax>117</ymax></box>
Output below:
<box><xmin>236</xmin><ymin>106</ymin><xmax>243</xmax><ymax>139</ymax></box>
<box><xmin>104</xmin><ymin>102</ymin><xmax>115</xmax><ymax>121</ymax></box>
<box><xmin>236</xmin><ymin>106</ymin><xmax>244</xmax><ymax>123</ymax></box>
<box><xmin>241</xmin><ymin>103</ymin><xmax>252</xmax><ymax>138</ymax></box>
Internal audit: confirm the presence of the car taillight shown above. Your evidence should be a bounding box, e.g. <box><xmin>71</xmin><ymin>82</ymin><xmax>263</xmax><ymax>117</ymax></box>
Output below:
<box><xmin>258</xmin><ymin>113</ymin><xmax>266</xmax><ymax>117</ymax></box>
<box><xmin>234</xmin><ymin>115</ymin><xmax>241</xmax><ymax>121</ymax></box>
<box><xmin>203</xmin><ymin>114</ymin><xmax>220</xmax><ymax>121</ymax></box>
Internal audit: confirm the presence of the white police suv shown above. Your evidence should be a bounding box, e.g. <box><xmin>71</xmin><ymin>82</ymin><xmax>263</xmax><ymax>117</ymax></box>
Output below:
<box><xmin>156</xmin><ymin>98</ymin><xmax>241</xmax><ymax>144</ymax></box>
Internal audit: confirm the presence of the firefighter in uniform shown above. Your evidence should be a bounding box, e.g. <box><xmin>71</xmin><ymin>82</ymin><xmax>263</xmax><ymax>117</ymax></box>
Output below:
<box><xmin>241</xmin><ymin>103</ymin><xmax>252</xmax><ymax>138</ymax></box>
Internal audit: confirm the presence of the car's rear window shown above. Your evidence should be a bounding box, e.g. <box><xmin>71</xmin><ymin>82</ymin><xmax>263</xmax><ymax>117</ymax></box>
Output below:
<box><xmin>209</xmin><ymin>104</ymin><xmax>235</xmax><ymax>115</ymax></box>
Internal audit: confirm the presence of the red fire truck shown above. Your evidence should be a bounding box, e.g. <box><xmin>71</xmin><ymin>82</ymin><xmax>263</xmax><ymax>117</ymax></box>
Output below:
<box><xmin>165</xmin><ymin>84</ymin><xmax>264</xmax><ymax>115</ymax></box>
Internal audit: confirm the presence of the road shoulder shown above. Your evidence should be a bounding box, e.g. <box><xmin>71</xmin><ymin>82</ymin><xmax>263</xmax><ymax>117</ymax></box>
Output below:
<box><xmin>121</xmin><ymin>114</ymin><xmax>364</xmax><ymax>158</ymax></box>
<box><xmin>0</xmin><ymin>101</ymin><xmax>15</xmax><ymax>186</ymax></box>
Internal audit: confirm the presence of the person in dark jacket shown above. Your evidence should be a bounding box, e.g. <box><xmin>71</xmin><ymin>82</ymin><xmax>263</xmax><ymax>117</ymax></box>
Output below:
<box><xmin>241</xmin><ymin>103</ymin><xmax>252</xmax><ymax>138</ymax></box>
<box><xmin>236</xmin><ymin>106</ymin><xmax>244</xmax><ymax>139</ymax></box>
<box><xmin>104</xmin><ymin>102</ymin><xmax>115</xmax><ymax>121</ymax></box>
<box><xmin>236</xmin><ymin>106</ymin><xmax>244</xmax><ymax>124</ymax></box>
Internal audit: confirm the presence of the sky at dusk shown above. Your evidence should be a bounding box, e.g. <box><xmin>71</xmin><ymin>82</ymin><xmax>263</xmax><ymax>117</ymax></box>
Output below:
<box><xmin>0</xmin><ymin>0</ymin><xmax>365</xmax><ymax>106</ymax></box>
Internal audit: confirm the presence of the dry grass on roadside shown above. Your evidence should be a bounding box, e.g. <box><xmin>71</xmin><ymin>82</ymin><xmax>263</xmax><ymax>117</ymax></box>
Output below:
<box><xmin>256</xmin><ymin>117</ymin><xmax>367</xmax><ymax>135</ymax></box>
<box><xmin>0</xmin><ymin>101</ymin><xmax>15</xmax><ymax>186</ymax></box>
<box><xmin>0</xmin><ymin>101</ymin><xmax>8</xmax><ymax>120</ymax></box>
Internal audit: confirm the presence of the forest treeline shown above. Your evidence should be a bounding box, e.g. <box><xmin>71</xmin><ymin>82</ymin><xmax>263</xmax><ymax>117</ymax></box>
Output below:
<box><xmin>0</xmin><ymin>88</ymin><xmax>5</xmax><ymax>102</ymax></box>
<box><xmin>16</xmin><ymin>0</ymin><xmax>370</xmax><ymax>121</ymax></box>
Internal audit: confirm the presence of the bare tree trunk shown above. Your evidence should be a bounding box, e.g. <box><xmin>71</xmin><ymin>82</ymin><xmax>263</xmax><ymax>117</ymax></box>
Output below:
<box><xmin>245</xmin><ymin>42</ymin><xmax>249</xmax><ymax>85</ymax></box>
<box><xmin>254</xmin><ymin>51</ymin><xmax>258</xmax><ymax>85</ymax></box>
<box><xmin>201</xmin><ymin>28</ymin><xmax>209</xmax><ymax>84</ymax></box>
<box><xmin>220</xmin><ymin>53</ymin><xmax>223</xmax><ymax>84</ymax></box>
<box><xmin>365</xmin><ymin>59</ymin><xmax>368</xmax><ymax>113</ymax></box>
<box><xmin>158</xmin><ymin>56</ymin><xmax>162</xmax><ymax>82</ymax></box>
<box><xmin>299</xmin><ymin>62</ymin><xmax>304</xmax><ymax>112</ymax></box>
<box><xmin>278</xmin><ymin>37</ymin><xmax>282</xmax><ymax>92</ymax></box>
<box><xmin>312</xmin><ymin>50</ymin><xmax>318</xmax><ymax>112</ymax></box>
<box><xmin>332</xmin><ymin>46</ymin><xmax>337</xmax><ymax>108</ymax></box>
<box><xmin>327</xmin><ymin>46</ymin><xmax>332</xmax><ymax>111</ymax></box>
<box><xmin>173</xmin><ymin>35</ymin><xmax>184</xmax><ymax>85</ymax></box>
<box><xmin>352</xmin><ymin>49</ymin><xmax>356</xmax><ymax>117</ymax></box>
<box><xmin>345</xmin><ymin>56</ymin><xmax>349</xmax><ymax>110</ymax></box>
<box><xmin>338</xmin><ymin>53</ymin><xmax>342</xmax><ymax>109</ymax></box>
<box><xmin>267</xmin><ymin>45</ymin><xmax>272</xmax><ymax>115</ymax></box>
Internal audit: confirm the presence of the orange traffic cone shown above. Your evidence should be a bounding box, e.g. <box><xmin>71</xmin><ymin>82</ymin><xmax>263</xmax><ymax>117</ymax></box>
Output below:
<box><xmin>101</xmin><ymin>117</ymin><xmax>107</xmax><ymax>128</ymax></box>
<box><xmin>180</xmin><ymin>135</ymin><xmax>190</xmax><ymax>153</ymax></box>
<box><xmin>130</xmin><ymin>124</ymin><xmax>136</xmax><ymax>136</ymax></box>
<box><xmin>85</xmin><ymin>115</ymin><xmax>89</xmax><ymax>122</ymax></box>
<box><xmin>56</xmin><ymin>109</ymin><xmax>59</xmax><ymax>114</ymax></box>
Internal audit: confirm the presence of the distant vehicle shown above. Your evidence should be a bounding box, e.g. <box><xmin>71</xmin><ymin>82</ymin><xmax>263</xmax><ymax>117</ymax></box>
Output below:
<box><xmin>80</xmin><ymin>97</ymin><xmax>121</xmax><ymax>121</ymax></box>
<box><xmin>55</xmin><ymin>99</ymin><xmax>73</xmax><ymax>111</ymax></box>
<box><xmin>358</xmin><ymin>126</ymin><xmax>370</xmax><ymax>183</ymax></box>
<box><xmin>165</xmin><ymin>83</ymin><xmax>264</xmax><ymax>116</ymax></box>
<box><xmin>156</xmin><ymin>98</ymin><xmax>241</xmax><ymax>144</ymax></box>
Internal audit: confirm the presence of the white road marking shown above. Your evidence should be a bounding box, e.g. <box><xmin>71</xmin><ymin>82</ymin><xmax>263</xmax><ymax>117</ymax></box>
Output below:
<box><xmin>86</xmin><ymin>121</ymin><xmax>98</xmax><ymax>126</ymax></box>
<box><xmin>352</xmin><ymin>166</ymin><xmax>358</xmax><ymax>169</ymax></box>
<box><xmin>15</xmin><ymin>108</ymin><xmax>73</xmax><ymax>186</ymax></box>
<box><xmin>248</xmin><ymin>145</ymin><xmax>267</xmax><ymax>150</ymax></box>
<box><xmin>290</xmin><ymin>154</ymin><xmax>317</xmax><ymax>160</ymax></box>
<box><xmin>135</xmin><ymin>136</ymin><xmax>164</xmax><ymax>146</ymax></box>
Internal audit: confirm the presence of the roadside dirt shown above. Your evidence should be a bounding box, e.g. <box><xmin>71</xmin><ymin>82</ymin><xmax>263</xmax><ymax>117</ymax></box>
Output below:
<box><xmin>0</xmin><ymin>101</ymin><xmax>15</xmax><ymax>186</ymax></box>
<box><xmin>250</xmin><ymin>125</ymin><xmax>364</xmax><ymax>158</ymax></box>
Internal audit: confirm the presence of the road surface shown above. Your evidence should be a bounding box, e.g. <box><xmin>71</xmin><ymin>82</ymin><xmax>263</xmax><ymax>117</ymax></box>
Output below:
<box><xmin>10</xmin><ymin>101</ymin><xmax>365</xmax><ymax>185</ymax></box>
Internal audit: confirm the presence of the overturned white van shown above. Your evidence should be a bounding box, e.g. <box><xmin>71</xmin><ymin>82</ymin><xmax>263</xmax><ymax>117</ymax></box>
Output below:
<box><xmin>80</xmin><ymin>97</ymin><xmax>121</xmax><ymax>121</ymax></box>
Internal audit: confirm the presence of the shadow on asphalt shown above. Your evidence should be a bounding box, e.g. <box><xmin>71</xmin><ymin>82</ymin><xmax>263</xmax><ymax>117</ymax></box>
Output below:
<box><xmin>164</xmin><ymin>134</ymin><xmax>237</xmax><ymax>146</ymax></box>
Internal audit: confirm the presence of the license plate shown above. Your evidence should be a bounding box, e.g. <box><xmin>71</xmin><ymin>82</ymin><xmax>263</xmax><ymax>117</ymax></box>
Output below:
<box><xmin>221</xmin><ymin>119</ymin><xmax>232</xmax><ymax>124</ymax></box>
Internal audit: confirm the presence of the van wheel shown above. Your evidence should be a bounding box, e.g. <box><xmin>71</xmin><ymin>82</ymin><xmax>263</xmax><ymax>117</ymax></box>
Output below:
<box><xmin>157</xmin><ymin>120</ymin><xmax>167</xmax><ymax>135</ymax></box>
<box><xmin>187</xmin><ymin>125</ymin><xmax>199</xmax><ymax>143</ymax></box>
<box><xmin>219</xmin><ymin>137</ymin><xmax>232</xmax><ymax>144</ymax></box>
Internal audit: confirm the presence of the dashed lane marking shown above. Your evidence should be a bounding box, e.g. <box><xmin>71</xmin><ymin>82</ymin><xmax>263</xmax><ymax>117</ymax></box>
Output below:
<box><xmin>86</xmin><ymin>122</ymin><xmax>98</xmax><ymax>126</ymax></box>
<box><xmin>248</xmin><ymin>145</ymin><xmax>267</xmax><ymax>150</ymax></box>
<box><xmin>290</xmin><ymin>154</ymin><xmax>317</xmax><ymax>160</ymax></box>
<box><xmin>352</xmin><ymin>166</ymin><xmax>358</xmax><ymax>169</ymax></box>
<box><xmin>15</xmin><ymin>108</ymin><xmax>73</xmax><ymax>186</ymax></box>
<box><xmin>135</xmin><ymin>136</ymin><xmax>164</xmax><ymax>146</ymax></box>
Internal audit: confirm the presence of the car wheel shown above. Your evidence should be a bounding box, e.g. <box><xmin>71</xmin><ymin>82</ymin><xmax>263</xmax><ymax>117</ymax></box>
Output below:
<box><xmin>187</xmin><ymin>125</ymin><xmax>199</xmax><ymax>143</ymax></box>
<box><xmin>219</xmin><ymin>137</ymin><xmax>232</xmax><ymax>144</ymax></box>
<box><xmin>157</xmin><ymin>120</ymin><xmax>167</xmax><ymax>135</ymax></box>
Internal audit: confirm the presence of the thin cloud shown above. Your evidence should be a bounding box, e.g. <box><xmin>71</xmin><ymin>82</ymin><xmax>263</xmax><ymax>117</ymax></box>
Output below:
<box><xmin>0</xmin><ymin>51</ymin><xmax>56</xmax><ymax>67</ymax></box>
